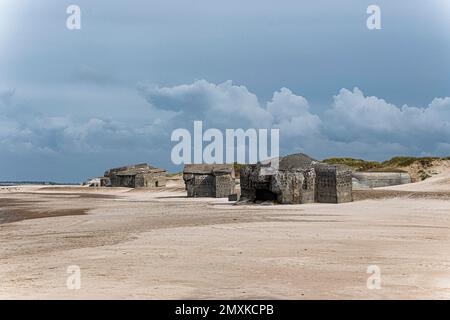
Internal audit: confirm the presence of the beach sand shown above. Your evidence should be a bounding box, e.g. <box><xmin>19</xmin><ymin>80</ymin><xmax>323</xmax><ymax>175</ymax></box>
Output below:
<box><xmin>1</xmin><ymin>175</ymin><xmax>449</xmax><ymax>299</ymax></box>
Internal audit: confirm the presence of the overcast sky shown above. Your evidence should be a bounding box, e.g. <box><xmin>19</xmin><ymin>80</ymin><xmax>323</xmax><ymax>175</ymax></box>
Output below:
<box><xmin>1</xmin><ymin>0</ymin><xmax>450</xmax><ymax>182</ymax></box>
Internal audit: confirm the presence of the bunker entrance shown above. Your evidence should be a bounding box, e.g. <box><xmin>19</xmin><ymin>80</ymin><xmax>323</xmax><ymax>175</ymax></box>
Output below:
<box><xmin>255</xmin><ymin>189</ymin><xmax>277</xmax><ymax>201</ymax></box>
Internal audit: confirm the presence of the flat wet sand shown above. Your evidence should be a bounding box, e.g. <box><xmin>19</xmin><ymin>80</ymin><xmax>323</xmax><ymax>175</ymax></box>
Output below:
<box><xmin>0</xmin><ymin>183</ymin><xmax>450</xmax><ymax>299</ymax></box>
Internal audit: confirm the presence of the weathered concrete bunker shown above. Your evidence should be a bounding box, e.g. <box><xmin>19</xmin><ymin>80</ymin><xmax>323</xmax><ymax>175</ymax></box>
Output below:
<box><xmin>183</xmin><ymin>164</ymin><xmax>235</xmax><ymax>198</ymax></box>
<box><xmin>104</xmin><ymin>163</ymin><xmax>166</xmax><ymax>188</ymax></box>
<box><xmin>314</xmin><ymin>163</ymin><xmax>353</xmax><ymax>203</ymax></box>
<box><xmin>240</xmin><ymin>163</ymin><xmax>316</xmax><ymax>204</ymax></box>
<box><xmin>239</xmin><ymin>153</ymin><xmax>353</xmax><ymax>204</ymax></box>
<box><xmin>352</xmin><ymin>172</ymin><xmax>411</xmax><ymax>189</ymax></box>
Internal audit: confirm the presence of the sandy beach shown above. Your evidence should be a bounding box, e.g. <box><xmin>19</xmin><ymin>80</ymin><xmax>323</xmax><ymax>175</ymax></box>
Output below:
<box><xmin>1</xmin><ymin>176</ymin><xmax>450</xmax><ymax>299</ymax></box>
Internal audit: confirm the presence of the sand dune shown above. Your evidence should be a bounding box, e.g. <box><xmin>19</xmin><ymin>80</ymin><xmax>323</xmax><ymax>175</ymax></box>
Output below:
<box><xmin>379</xmin><ymin>169</ymin><xmax>450</xmax><ymax>192</ymax></box>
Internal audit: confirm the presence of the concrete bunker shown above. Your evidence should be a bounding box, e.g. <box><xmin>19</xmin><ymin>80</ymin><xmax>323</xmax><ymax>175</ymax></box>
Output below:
<box><xmin>104</xmin><ymin>163</ymin><xmax>167</xmax><ymax>188</ymax></box>
<box><xmin>239</xmin><ymin>153</ymin><xmax>353</xmax><ymax>204</ymax></box>
<box><xmin>352</xmin><ymin>171</ymin><xmax>411</xmax><ymax>189</ymax></box>
<box><xmin>314</xmin><ymin>163</ymin><xmax>353</xmax><ymax>203</ymax></box>
<box><xmin>183</xmin><ymin>164</ymin><xmax>235</xmax><ymax>198</ymax></box>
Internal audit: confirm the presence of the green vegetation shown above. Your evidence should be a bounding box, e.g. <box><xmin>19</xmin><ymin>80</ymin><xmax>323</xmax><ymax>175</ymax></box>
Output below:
<box><xmin>323</xmin><ymin>156</ymin><xmax>449</xmax><ymax>172</ymax></box>
<box><xmin>166</xmin><ymin>172</ymin><xmax>182</xmax><ymax>177</ymax></box>
<box><xmin>322</xmin><ymin>158</ymin><xmax>381</xmax><ymax>171</ymax></box>
<box><xmin>418</xmin><ymin>169</ymin><xmax>432</xmax><ymax>181</ymax></box>
<box><xmin>381</xmin><ymin>156</ymin><xmax>440</xmax><ymax>168</ymax></box>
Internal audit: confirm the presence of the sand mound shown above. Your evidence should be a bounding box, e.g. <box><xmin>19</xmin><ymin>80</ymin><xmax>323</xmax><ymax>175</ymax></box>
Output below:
<box><xmin>395</xmin><ymin>159</ymin><xmax>450</xmax><ymax>182</ymax></box>
<box><xmin>379</xmin><ymin>168</ymin><xmax>450</xmax><ymax>192</ymax></box>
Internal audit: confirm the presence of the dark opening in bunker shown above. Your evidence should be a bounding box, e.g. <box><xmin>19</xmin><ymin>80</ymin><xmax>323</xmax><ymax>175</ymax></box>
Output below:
<box><xmin>255</xmin><ymin>189</ymin><xmax>277</xmax><ymax>201</ymax></box>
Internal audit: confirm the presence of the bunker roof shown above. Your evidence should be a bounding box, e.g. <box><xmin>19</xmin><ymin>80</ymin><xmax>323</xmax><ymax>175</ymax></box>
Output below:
<box><xmin>115</xmin><ymin>167</ymin><xmax>166</xmax><ymax>176</ymax></box>
<box><xmin>259</xmin><ymin>153</ymin><xmax>352</xmax><ymax>172</ymax></box>
<box><xmin>183</xmin><ymin>164</ymin><xmax>235</xmax><ymax>176</ymax></box>
<box><xmin>278</xmin><ymin>153</ymin><xmax>317</xmax><ymax>171</ymax></box>
<box><xmin>105</xmin><ymin>163</ymin><xmax>166</xmax><ymax>176</ymax></box>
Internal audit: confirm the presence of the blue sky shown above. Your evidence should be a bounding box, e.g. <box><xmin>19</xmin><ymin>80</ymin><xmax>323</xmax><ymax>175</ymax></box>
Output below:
<box><xmin>1</xmin><ymin>0</ymin><xmax>450</xmax><ymax>182</ymax></box>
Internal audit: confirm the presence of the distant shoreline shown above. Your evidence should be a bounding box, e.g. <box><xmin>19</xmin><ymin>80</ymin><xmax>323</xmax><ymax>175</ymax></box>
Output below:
<box><xmin>0</xmin><ymin>181</ymin><xmax>79</xmax><ymax>186</ymax></box>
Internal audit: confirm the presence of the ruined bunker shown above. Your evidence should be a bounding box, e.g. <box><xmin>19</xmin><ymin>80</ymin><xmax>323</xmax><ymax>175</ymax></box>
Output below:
<box><xmin>352</xmin><ymin>171</ymin><xmax>411</xmax><ymax>189</ymax></box>
<box><xmin>183</xmin><ymin>164</ymin><xmax>235</xmax><ymax>198</ymax></box>
<box><xmin>104</xmin><ymin>163</ymin><xmax>167</xmax><ymax>188</ymax></box>
<box><xmin>314</xmin><ymin>163</ymin><xmax>353</xmax><ymax>203</ymax></box>
<box><xmin>239</xmin><ymin>153</ymin><xmax>353</xmax><ymax>204</ymax></box>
